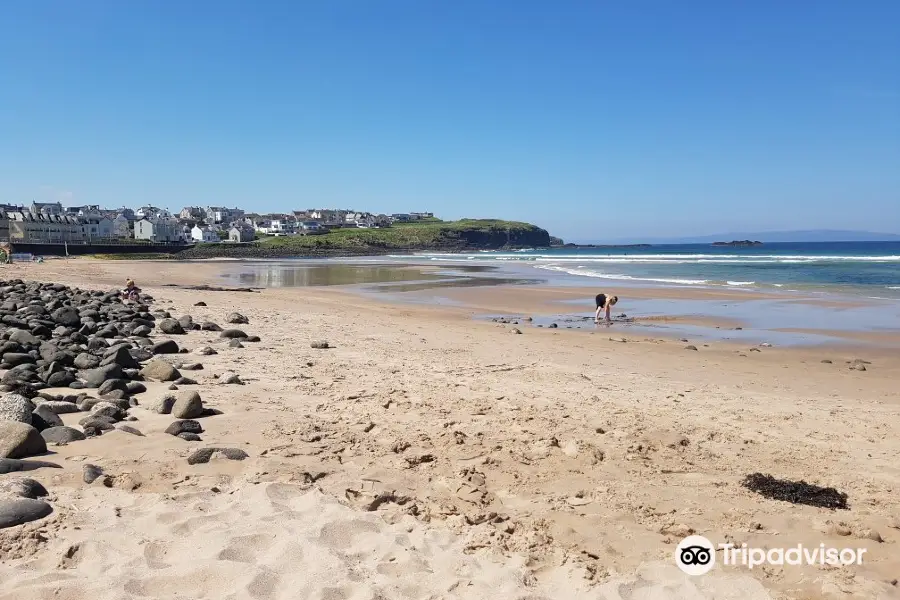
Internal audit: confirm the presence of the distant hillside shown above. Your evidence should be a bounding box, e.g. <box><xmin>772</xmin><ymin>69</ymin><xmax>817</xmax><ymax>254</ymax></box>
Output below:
<box><xmin>584</xmin><ymin>230</ymin><xmax>900</xmax><ymax>245</ymax></box>
<box><xmin>177</xmin><ymin>219</ymin><xmax>552</xmax><ymax>259</ymax></box>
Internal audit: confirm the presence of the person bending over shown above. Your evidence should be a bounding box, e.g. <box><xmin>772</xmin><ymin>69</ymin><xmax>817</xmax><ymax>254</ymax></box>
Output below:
<box><xmin>595</xmin><ymin>293</ymin><xmax>618</xmax><ymax>324</ymax></box>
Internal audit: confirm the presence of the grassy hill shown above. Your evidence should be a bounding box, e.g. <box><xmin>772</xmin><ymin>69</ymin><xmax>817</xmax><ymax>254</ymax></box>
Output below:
<box><xmin>178</xmin><ymin>219</ymin><xmax>552</xmax><ymax>259</ymax></box>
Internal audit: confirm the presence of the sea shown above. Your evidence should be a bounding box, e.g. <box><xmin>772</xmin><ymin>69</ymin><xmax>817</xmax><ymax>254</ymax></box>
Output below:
<box><xmin>407</xmin><ymin>241</ymin><xmax>900</xmax><ymax>299</ymax></box>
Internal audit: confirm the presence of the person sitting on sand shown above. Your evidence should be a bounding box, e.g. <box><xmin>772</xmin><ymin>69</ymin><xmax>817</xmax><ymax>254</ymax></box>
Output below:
<box><xmin>594</xmin><ymin>293</ymin><xmax>618</xmax><ymax>324</ymax></box>
<box><xmin>122</xmin><ymin>279</ymin><xmax>140</xmax><ymax>301</ymax></box>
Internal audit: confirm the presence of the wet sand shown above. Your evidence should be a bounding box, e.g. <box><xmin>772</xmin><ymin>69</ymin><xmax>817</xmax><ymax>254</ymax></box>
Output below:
<box><xmin>2</xmin><ymin>258</ymin><xmax>900</xmax><ymax>600</ymax></box>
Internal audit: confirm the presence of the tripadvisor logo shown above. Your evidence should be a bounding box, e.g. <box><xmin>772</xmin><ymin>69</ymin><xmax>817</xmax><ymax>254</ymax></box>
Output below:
<box><xmin>675</xmin><ymin>535</ymin><xmax>715</xmax><ymax>576</ymax></box>
<box><xmin>675</xmin><ymin>535</ymin><xmax>867</xmax><ymax>575</ymax></box>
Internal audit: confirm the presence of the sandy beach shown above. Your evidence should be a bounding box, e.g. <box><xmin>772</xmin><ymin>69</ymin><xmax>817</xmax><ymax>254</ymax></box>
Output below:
<box><xmin>1</xmin><ymin>258</ymin><xmax>899</xmax><ymax>600</ymax></box>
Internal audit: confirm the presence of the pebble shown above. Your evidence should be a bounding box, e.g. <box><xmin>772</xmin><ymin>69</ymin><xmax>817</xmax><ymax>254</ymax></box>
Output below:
<box><xmin>82</xmin><ymin>464</ymin><xmax>104</xmax><ymax>484</ymax></box>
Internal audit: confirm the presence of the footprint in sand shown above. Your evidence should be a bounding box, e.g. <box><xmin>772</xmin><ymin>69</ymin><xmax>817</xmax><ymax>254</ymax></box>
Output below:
<box><xmin>217</xmin><ymin>534</ymin><xmax>277</xmax><ymax>564</ymax></box>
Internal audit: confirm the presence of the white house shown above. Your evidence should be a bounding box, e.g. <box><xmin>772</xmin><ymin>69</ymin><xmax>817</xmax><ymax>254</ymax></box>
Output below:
<box><xmin>81</xmin><ymin>217</ymin><xmax>114</xmax><ymax>240</ymax></box>
<box><xmin>134</xmin><ymin>218</ymin><xmax>184</xmax><ymax>243</ymax></box>
<box><xmin>191</xmin><ymin>225</ymin><xmax>219</xmax><ymax>242</ymax></box>
<box><xmin>270</xmin><ymin>218</ymin><xmax>295</xmax><ymax>234</ymax></box>
<box><xmin>135</xmin><ymin>206</ymin><xmax>171</xmax><ymax>220</ymax></box>
<box><xmin>29</xmin><ymin>202</ymin><xmax>64</xmax><ymax>217</ymax></box>
<box><xmin>300</xmin><ymin>221</ymin><xmax>325</xmax><ymax>234</ymax></box>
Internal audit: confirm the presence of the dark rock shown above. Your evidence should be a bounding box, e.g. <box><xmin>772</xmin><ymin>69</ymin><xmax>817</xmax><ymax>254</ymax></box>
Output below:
<box><xmin>46</xmin><ymin>371</ymin><xmax>76</xmax><ymax>388</ymax></box>
<box><xmin>151</xmin><ymin>340</ymin><xmax>180</xmax><ymax>355</ymax></box>
<box><xmin>200</xmin><ymin>321</ymin><xmax>222</xmax><ymax>332</ymax></box>
<box><xmin>177</xmin><ymin>432</ymin><xmax>202</xmax><ymax>442</ymax></box>
<box><xmin>77</xmin><ymin>416</ymin><xmax>115</xmax><ymax>431</ymax></box>
<box><xmin>132</xmin><ymin>325</ymin><xmax>152</xmax><ymax>337</ymax></box>
<box><xmin>174</xmin><ymin>377</ymin><xmax>197</xmax><ymax>385</ymax></box>
<box><xmin>0</xmin><ymin>422</ymin><xmax>47</xmax><ymax>459</ymax></box>
<box><xmin>245</xmin><ymin>336</ymin><xmax>261</xmax><ymax>343</ymax></box>
<box><xmin>158</xmin><ymin>318</ymin><xmax>186</xmax><ymax>335</ymax></box>
<box><xmin>82</xmin><ymin>426</ymin><xmax>103</xmax><ymax>438</ymax></box>
<box><xmin>226</xmin><ymin>312</ymin><xmax>249</xmax><ymax>325</ymax></box>
<box><xmin>310</xmin><ymin>341</ymin><xmax>330</xmax><ymax>349</ymax></box>
<box><xmin>129</xmin><ymin>348</ymin><xmax>154</xmax><ymax>361</ymax></box>
<box><xmin>87</xmin><ymin>338</ymin><xmax>108</xmax><ymax>352</ymax></box>
<box><xmin>195</xmin><ymin>346</ymin><xmax>217</xmax><ymax>356</ymax></box>
<box><xmin>220</xmin><ymin>329</ymin><xmax>248</xmax><ymax>339</ymax></box>
<box><xmin>74</xmin><ymin>353</ymin><xmax>101</xmax><ymax>370</ymax></box>
<box><xmin>2</xmin><ymin>353</ymin><xmax>35</xmax><ymax>367</ymax></box>
<box><xmin>140</xmin><ymin>360</ymin><xmax>181</xmax><ymax>382</ymax></box>
<box><xmin>95</xmin><ymin>325</ymin><xmax>119</xmax><ymax>338</ymax></box>
<box><xmin>115</xmin><ymin>424</ymin><xmax>144</xmax><ymax>436</ymax></box>
<box><xmin>0</xmin><ymin>458</ymin><xmax>62</xmax><ymax>474</ymax></box>
<box><xmin>126</xmin><ymin>382</ymin><xmax>147</xmax><ymax>395</ymax></box>
<box><xmin>181</xmin><ymin>363</ymin><xmax>203</xmax><ymax>371</ymax></box>
<box><xmin>821</xmin><ymin>359</ymin><xmax>833</xmax><ymax>364</ymax></box>
<box><xmin>31</xmin><ymin>405</ymin><xmax>64</xmax><ymax>430</ymax></box>
<box><xmin>76</xmin><ymin>397</ymin><xmax>104</xmax><ymax>412</ymax></box>
<box><xmin>82</xmin><ymin>464</ymin><xmax>104</xmax><ymax>484</ymax></box>
<box><xmin>0</xmin><ymin>477</ymin><xmax>48</xmax><ymax>499</ymax></box>
<box><xmin>177</xmin><ymin>315</ymin><xmax>194</xmax><ymax>330</ymax></box>
<box><xmin>90</xmin><ymin>403</ymin><xmax>126</xmax><ymax>422</ymax></box>
<box><xmin>219</xmin><ymin>372</ymin><xmax>243</xmax><ymax>385</ymax></box>
<box><xmin>51</xmin><ymin>307</ymin><xmax>81</xmax><ymax>328</ymax></box>
<box><xmin>685</xmin><ymin>345</ymin><xmax>698</xmax><ymax>351</ymax></box>
<box><xmin>101</xmin><ymin>346</ymin><xmax>140</xmax><ymax>370</ymax></box>
<box><xmin>8</xmin><ymin>329</ymin><xmax>40</xmax><ymax>346</ymax></box>
<box><xmin>194</xmin><ymin>301</ymin><xmax>207</xmax><ymax>307</ymax></box>
<box><xmin>165</xmin><ymin>420</ymin><xmax>203</xmax><ymax>436</ymax></box>
<box><xmin>40</xmin><ymin>426</ymin><xmax>86</xmax><ymax>445</ymax></box>
<box><xmin>97</xmin><ymin>379</ymin><xmax>129</xmax><ymax>396</ymax></box>
<box><xmin>187</xmin><ymin>447</ymin><xmax>249</xmax><ymax>465</ymax></box>
<box><xmin>0</xmin><ymin>498</ymin><xmax>53</xmax><ymax>528</ymax></box>
<box><xmin>82</xmin><ymin>364</ymin><xmax>125</xmax><ymax>388</ymax></box>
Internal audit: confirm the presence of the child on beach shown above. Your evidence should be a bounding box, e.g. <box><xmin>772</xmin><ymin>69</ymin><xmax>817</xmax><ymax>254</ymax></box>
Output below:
<box><xmin>595</xmin><ymin>293</ymin><xmax>618</xmax><ymax>324</ymax></box>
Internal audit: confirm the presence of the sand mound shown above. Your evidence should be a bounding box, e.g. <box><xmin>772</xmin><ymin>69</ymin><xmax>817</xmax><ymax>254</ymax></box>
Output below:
<box><xmin>0</xmin><ymin>482</ymin><xmax>771</xmax><ymax>600</ymax></box>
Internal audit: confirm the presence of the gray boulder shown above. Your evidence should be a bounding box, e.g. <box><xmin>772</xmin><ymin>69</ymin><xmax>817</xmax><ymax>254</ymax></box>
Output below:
<box><xmin>140</xmin><ymin>360</ymin><xmax>181</xmax><ymax>382</ymax></box>
<box><xmin>73</xmin><ymin>353</ymin><xmax>101</xmax><ymax>370</ymax></box>
<box><xmin>90</xmin><ymin>402</ymin><xmax>126</xmax><ymax>422</ymax></box>
<box><xmin>0</xmin><ymin>393</ymin><xmax>35</xmax><ymax>424</ymax></box>
<box><xmin>40</xmin><ymin>426</ymin><xmax>86</xmax><ymax>445</ymax></box>
<box><xmin>0</xmin><ymin>477</ymin><xmax>48</xmax><ymax>499</ymax></box>
<box><xmin>187</xmin><ymin>447</ymin><xmax>249</xmax><ymax>465</ymax></box>
<box><xmin>97</xmin><ymin>379</ymin><xmax>129</xmax><ymax>396</ymax></box>
<box><xmin>165</xmin><ymin>420</ymin><xmax>203</xmax><ymax>436</ymax></box>
<box><xmin>2</xmin><ymin>353</ymin><xmax>35</xmax><ymax>368</ymax></box>
<box><xmin>0</xmin><ymin>458</ymin><xmax>62</xmax><ymax>474</ymax></box>
<box><xmin>151</xmin><ymin>394</ymin><xmax>177</xmax><ymax>414</ymax></box>
<box><xmin>220</xmin><ymin>329</ymin><xmax>248</xmax><ymax>339</ymax></box>
<box><xmin>0</xmin><ymin>422</ymin><xmax>47</xmax><ymax>459</ymax></box>
<box><xmin>34</xmin><ymin>400</ymin><xmax>80</xmax><ymax>415</ymax></box>
<box><xmin>151</xmin><ymin>340</ymin><xmax>180</xmax><ymax>355</ymax></box>
<box><xmin>101</xmin><ymin>346</ymin><xmax>140</xmax><ymax>370</ymax></box>
<box><xmin>0</xmin><ymin>498</ymin><xmax>53</xmax><ymax>528</ymax></box>
<box><xmin>172</xmin><ymin>391</ymin><xmax>203</xmax><ymax>419</ymax></box>
<box><xmin>157</xmin><ymin>318</ymin><xmax>185</xmax><ymax>335</ymax></box>
<box><xmin>226</xmin><ymin>313</ymin><xmax>249</xmax><ymax>325</ymax></box>
<box><xmin>31</xmin><ymin>405</ymin><xmax>64</xmax><ymax>430</ymax></box>
<box><xmin>47</xmin><ymin>371</ymin><xmax>76</xmax><ymax>388</ymax></box>
<box><xmin>82</xmin><ymin>364</ymin><xmax>125</xmax><ymax>388</ymax></box>
<box><xmin>132</xmin><ymin>325</ymin><xmax>152</xmax><ymax>337</ymax></box>
<box><xmin>51</xmin><ymin>307</ymin><xmax>81</xmax><ymax>328</ymax></box>
<box><xmin>8</xmin><ymin>329</ymin><xmax>40</xmax><ymax>346</ymax></box>
<box><xmin>177</xmin><ymin>432</ymin><xmax>202</xmax><ymax>441</ymax></box>
<box><xmin>200</xmin><ymin>322</ymin><xmax>222</xmax><ymax>332</ymax></box>
<box><xmin>126</xmin><ymin>382</ymin><xmax>147</xmax><ymax>395</ymax></box>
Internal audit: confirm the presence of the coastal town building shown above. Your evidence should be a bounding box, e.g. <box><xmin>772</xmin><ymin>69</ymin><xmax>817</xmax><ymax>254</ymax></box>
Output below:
<box><xmin>134</xmin><ymin>218</ymin><xmax>185</xmax><ymax>243</ymax></box>
<box><xmin>206</xmin><ymin>206</ymin><xmax>244</xmax><ymax>225</ymax></box>
<box><xmin>229</xmin><ymin>225</ymin><xmax>254</xmax><ymax>243</ymax></box>
<box><xmin>30</xmin><ymin>201</ymin><xmax>64</xmax><ymax>217</ymax></box>
<box><xmin>135</xmin><ymin>206</ymin><xmax>171</xmax><ymax>220</ymax></box>
<box><xmin>191</xmin><ymin>225</ymin><xmax>219</xmax><ymax>242</ymax></box>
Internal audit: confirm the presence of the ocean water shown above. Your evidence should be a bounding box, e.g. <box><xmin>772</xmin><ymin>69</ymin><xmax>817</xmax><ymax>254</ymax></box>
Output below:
<box><xmin>407</xmin><ymin>241</ymin><xmax>900</xmax><ymax>298</ymax></box>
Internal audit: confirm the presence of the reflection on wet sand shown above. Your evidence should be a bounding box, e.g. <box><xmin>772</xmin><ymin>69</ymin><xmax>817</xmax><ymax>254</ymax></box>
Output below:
<box><xmin>224</xmin><ymin>262</ymin><xmax>535</xmax><ymax>291</ymax></box>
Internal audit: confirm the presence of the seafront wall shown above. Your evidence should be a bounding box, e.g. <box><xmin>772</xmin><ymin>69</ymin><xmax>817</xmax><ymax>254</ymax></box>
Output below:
<box><xmin>8</xmin><ymin>242</ymin><xmax>187</xmax><ymax>256</ymax></box>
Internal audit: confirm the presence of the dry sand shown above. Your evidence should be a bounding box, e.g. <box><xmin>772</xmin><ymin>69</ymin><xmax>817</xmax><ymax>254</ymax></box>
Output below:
<box><xmin>1</xmin><ymin>258</ymin><xmax>899</xmax><ymax>600</ymax></box>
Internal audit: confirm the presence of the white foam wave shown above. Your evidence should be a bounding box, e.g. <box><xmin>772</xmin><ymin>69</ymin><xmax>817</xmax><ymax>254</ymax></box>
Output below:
<box><xmin>414</xmin><ymin>252</ymin><xmax>900</xmax><ymax>264</ymax></box>
<box><xmin>726</xmin><ymin>281</ymin><xmax>756</xmax><ymax>286</ymax></box>
<box><xmin>887</xmin><ymin>286</ymin><xmax>900</xmax><ymax>290</ymax></box>
<box><xmin>536</xmin><ymin>265</ymin><xmax>709</xmax><ymax>286</ymax></box>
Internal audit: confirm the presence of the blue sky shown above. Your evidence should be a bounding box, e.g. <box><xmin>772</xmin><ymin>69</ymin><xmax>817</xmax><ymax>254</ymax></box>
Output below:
<box><xmin>1</xmin><ymin>1</ymin><xmax>898</xmax><ymax>242</ymax></box>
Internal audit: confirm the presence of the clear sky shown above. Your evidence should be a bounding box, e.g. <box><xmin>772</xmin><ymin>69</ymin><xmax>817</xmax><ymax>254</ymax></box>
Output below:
<box><xmin>1</xmin><ymin>1</ymin><xmax>898</xmax><ymax>242</ymax></box>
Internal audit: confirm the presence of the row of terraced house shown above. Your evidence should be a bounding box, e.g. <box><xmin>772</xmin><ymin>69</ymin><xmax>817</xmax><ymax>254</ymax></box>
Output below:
<box><xmin>0</xmin><ymin>201</ymin><xmax>435</xmax><ymax>245</ymax></box>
